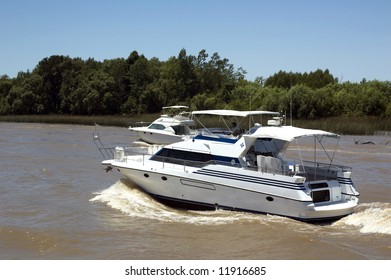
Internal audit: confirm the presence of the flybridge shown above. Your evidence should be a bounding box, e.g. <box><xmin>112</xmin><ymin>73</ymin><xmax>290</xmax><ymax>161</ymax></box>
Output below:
<box><xmin>191</xmin><ymin>109</ymin><xmax>281</xmax><ymax>135</ymax></box>
<box><xmin>191</xmin><ymin>109</ymin><xmax>280</xmax><ymax>117</ymax></box>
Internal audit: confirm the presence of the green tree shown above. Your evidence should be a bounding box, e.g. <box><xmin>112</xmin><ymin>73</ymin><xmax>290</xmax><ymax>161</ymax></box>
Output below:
<box><xmin>58</xmin><ymin>58</ymin><xmax>84</xmax><ymax>113</ymax></box>
<box><xmin>34</xmin><ymin>55</ymin><xmax>80</xmax><ymax>113</ymax></box>
<box><xmin>264</xmin><ymin>69</ymin><xmax>336</xmax><ymax>89</ymax></box>
<box><xmin>0</xmin><ymin>75</ymin><xmax>13</xmax><ymax>114</ymax></box>
<box><xmin>127</xmin><ymin>54</ymin><xmax>160</xmax><ymax>113</ymax></box>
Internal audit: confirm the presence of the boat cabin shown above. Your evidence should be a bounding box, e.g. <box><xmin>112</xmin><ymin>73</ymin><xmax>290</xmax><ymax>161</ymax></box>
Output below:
<box><xmin>150</xmin><ymin>124</ymin><xmax>349</xmax><ymax>185</ymax></box>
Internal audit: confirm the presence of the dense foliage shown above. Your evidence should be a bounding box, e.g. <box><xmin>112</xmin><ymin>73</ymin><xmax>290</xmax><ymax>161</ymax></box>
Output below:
<box><xmin>1</xmin><ymin>49</ymin><xmax>391</xmax><ymax>119</ymax></box>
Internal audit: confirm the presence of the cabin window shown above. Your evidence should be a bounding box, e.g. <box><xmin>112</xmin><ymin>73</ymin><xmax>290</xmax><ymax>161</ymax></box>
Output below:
<box><xmin>151</xmin><ymin>148</ymin><xmax>240</xmax><ymax>167</ymax></box>
<box><xmin>311</xmin><ymin>190</ymin><xmax>330</xmax><ymax>203</ymax></box>
<box><xmin>151</xmin><ymin>148</ymin><xmax>212</xmax><ymax>165</ymax></box>
<box><xmin>148</xmin><ymin>123</ymin><xmax>165</xmax><ymax>130</ymax></box>
<box><xmin>155</xmin><ymin>149</ymin><xmax>168</xmax><ymax>158</ymax></box>
<box><xmin>171</xmin><ymin>125</ymin><xmax>189</xmax><ymax>135</ymax></box>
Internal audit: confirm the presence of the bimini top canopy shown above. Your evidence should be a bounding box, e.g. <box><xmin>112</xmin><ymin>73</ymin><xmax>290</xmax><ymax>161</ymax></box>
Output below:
<box><xmin>248</xmin><ymin>126</ymin><xmax>339</xmax><ymax>142</ymax></box>
<box><xmin>191</xmin><ymin>110</ymin><xmax>279</xmax><ymax>117</ymax></box>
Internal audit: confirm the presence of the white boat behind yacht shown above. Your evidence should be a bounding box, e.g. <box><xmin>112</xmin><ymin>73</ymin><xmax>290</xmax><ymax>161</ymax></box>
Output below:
<box><xmin>104</xmin><ymin>116</ymin><xmax>359</xmax><ymax>222</ymax></box>
<box><xmin>129</xmin><ymin>105</ymin><xmax>195</xmax><ymax>145</ymax></box>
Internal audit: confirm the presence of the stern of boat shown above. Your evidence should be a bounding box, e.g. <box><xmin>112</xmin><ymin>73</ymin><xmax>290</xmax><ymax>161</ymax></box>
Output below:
<box><xmin>300</xmin><ymin>170</ymin><xmax>359</xmax><ymax>221</ymax></box>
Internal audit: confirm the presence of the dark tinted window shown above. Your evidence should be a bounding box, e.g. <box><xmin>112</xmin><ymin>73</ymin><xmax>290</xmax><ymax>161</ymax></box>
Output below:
<box><xmin>148</xmin><ymin>123</ymin><xmax>166</xmax><ymax>130</ymax></box>
<box><xmin>152</xmin><ymin>148</ymin><xmax>212</xmax><ymax>163</ymax></box>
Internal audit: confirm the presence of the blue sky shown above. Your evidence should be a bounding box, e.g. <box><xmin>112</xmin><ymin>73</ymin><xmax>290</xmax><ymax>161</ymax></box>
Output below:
<box><xmin>1</xmin><ymin>0</ymin><xmax>390</xmax><ymax>82</ymax></box>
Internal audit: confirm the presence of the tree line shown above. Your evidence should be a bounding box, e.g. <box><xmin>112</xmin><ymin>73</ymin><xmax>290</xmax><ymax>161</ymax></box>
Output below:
<box><xmin>1</xmin><ymin>49</ymin><xmax>390</xmax><ymax>119</ymax></box>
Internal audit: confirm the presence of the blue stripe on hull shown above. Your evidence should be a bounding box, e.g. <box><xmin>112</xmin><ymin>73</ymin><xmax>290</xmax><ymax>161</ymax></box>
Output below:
<box><xmin>194</xmin><ymin>168</ymin><xmax>305</xmax><ymax>190</ymax></box>
<box><xmin>337</xmin><ymin>177</ymin><xmax>353</xmax><ymax>184</ymax></box>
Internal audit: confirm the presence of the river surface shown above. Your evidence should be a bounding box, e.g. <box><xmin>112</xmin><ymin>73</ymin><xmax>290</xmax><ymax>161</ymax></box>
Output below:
<box><xmin>0</xmin><ymin>122</ymin><xmax>390</xmax><ymax>260</ymax></box>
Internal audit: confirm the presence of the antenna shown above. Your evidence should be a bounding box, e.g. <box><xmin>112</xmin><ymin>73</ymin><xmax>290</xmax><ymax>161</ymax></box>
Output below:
<box><xmin>290</xmin><ymin>90</ymin><xmax>293</xmax><ymax>126</ymax></box>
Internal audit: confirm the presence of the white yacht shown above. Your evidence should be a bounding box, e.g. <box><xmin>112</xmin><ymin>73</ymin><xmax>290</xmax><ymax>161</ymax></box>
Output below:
<box><xmin>129</xmin><ymin>105</ymin><xmax>195</xmax><ymax>144</ymax></box>
<box><xmin>104</xmin><ymin>117</ymin><xmax>359</xmax><ymax>222</ymax></box>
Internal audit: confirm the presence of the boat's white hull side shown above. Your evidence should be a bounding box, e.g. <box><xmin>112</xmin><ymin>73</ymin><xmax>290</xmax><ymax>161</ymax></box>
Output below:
<box><xmin>130</xmin><ymin>127</ymin><xmax>185</xmax><ymax>145</ymax></box>
<box><xmin>108</xmin><ymin>158</ymin><xmax>358</xmax><ymax>221</ymax></box>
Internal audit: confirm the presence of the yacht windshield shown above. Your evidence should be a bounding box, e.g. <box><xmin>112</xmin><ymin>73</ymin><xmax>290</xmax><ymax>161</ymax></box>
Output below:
<box><xmin>148</xmin><ymin>123</ymin><xmax>166</xmax><ymax>130</ymax></box>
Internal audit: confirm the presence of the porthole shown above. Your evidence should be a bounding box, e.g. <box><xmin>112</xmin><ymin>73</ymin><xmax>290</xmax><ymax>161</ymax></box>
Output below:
<box><xmin>266</xmin><ymin>196</ymin><xmax>274</xmax><ymax>202</ymax></box>
<box><xmin>161</xmin><ymin>176</ymin><xmax>167</xmax><ymax>181</ymax></box>
<box><xmin>144</xmin><ymin>173</ymin><xmax>149</xmax><ymax>178</ymax></box>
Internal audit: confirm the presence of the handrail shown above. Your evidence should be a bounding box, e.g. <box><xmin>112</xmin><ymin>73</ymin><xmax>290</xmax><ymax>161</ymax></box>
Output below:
<box><xmin>300</xmin><ymin>160</ymin><xmax>352</xmax><ymax>172</ymax></box>
<box><xmin>116</xmin><ymin>147</ymin><xmax>352</xmax><ymax>180</ymax></box>
<box><xmin>93</xmin><ymin>132</ymin><xmax>115</xmax><ymax>160</ymax></box>
<box><xmin>289</xmin><ymin>159</ymin><xmax>352</xmax><ymax>180</ymax></box>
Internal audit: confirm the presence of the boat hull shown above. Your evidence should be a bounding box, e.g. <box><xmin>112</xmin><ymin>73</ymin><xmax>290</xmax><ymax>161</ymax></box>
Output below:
<box><xmin>148</xmin><ymin>193</ymin><xmax>356</xmax><ymax>222</ymax></box>
<box><xmin>109</xmin><ymin>159</ymin><xmax>358</xmax><ymax>222</ymax></box>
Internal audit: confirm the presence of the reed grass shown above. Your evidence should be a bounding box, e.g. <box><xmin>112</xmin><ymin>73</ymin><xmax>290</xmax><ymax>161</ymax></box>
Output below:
<box><xmin>292</xmin><ymin>116</ymin><xmax>391</xmax><ymax>135</ymax></box>
<box><xmin>0</xmin><ymin>114</ymin><xmax>160</xmax><ymax>128</ymax></box>
<box><xmin>0</xmin><ymin>114</ymin><xmax>390</xmax><ymax>135</ymax></box>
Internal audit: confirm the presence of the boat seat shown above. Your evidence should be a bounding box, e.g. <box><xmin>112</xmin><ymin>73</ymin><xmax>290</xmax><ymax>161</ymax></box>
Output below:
<box><xmin>257</xmin><ymin>155</ymin><xmax>281</xmax><ymax>173</ymax></box>
<box><xmin>244</xmin><ymin>153</ymin><xmax>256</xmax><ymax>166</ymax></box>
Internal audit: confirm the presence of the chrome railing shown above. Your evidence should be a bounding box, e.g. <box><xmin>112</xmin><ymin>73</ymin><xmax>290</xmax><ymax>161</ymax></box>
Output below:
<box><xmin>93</xmin><ymin>132</ymin><xmax>115</xmax><ymax>160</ymax></box>
<box><xmin>289</xmin><ymin>159</ymin><xmax>352</xmax><ymax>180</ymax></box>
<box><xmin>113</xmin><ymin>146</ymin><xmax>352</xmax><ymax>181</ymax></box>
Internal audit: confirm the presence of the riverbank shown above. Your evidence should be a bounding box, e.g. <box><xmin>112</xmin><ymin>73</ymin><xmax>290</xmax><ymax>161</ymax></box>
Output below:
<box><xmin>0</xmin><ymin>114</ymin><xmax>390</xmax><ymax>135</ymax></box>
<box><xmin>0</xmin><ymin>114</ymin><xmax>160</xmax><ymax>128</ymax></box>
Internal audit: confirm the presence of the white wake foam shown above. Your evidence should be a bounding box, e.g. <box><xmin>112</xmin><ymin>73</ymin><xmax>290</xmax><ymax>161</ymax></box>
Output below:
<box><xmin>90</xmin><ymin>180</ymin><xmax>277</xmax><ymax>226</ymax></box>
<box><xmin>335</xmin><ymin>202</ymin><xmax>391</xmax><ymax>235</ymax></box>
<box><xmin>91</xmin><ymin>181</ymin><xmax>391</xmax><ymax>234</ymax></box>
